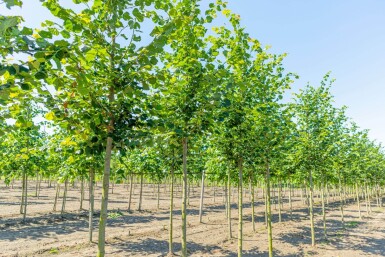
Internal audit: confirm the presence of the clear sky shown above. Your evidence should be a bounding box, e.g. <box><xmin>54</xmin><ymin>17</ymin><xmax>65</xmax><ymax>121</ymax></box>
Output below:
<box><xmin>226</xmin><ymin>0</ymin><xmax>385</xmax><ymax>144</ymax></box>
<box><xmin>4</xmin><ymin>1</ymin><xmax>385</xmax><ymax>144</ymax></box>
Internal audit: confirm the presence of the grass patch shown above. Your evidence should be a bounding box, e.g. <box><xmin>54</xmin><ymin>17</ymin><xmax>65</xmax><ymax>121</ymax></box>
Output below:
<box><xmin>108</xmin><ymin>210</ymin><xmax>123</xmax><ymax>219</ymax></box>
<box><xmin>49</xmin><ymin>248</ymin><xmax>59</xmax><ymax>254</ymax></box>
<box><xmin>346</xmin><ymin>221</ymin><xmax>359</xmax><ymax>228</ymax></box>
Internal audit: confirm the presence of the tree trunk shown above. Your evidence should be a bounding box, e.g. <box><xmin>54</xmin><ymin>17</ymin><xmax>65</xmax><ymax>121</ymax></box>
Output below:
<box><xmin>356</xmin><ymin>183</ymin><xmax>361</xmax><ymax>220</ymax></box>
<box><xmin>138</xmin><ymin>173</ymin><xmax>143</xmax><ymax>211</ymax></box>
<box><xmin>169</xmin><ymin>169</ymin><xmax>174</xmax><ymax>255</ymax></box>
<box><xmin>157</xmin><ymin>182</ymin><xmax>160</xmax><ymax>210</ymax></box>
<box><xmin>309</xmin><ymin>170</ymin><xmax>315</xmax><ymax>246</ymax></box>
<box><xmin>289</xmin><ymin>181</ymin><xmax>293</xmax><ymax>220</ymax></box>
<box><xmin>22</xmin><ymin>171</ymin><xmax>28</xmax><ymax>222</ymax></box>
<box><xmin>266</xmin><ymin>159</ymin><xmax>273</xmax><ymax>257</ymax></box>
<box><xmin>278</xmin><ymin>179</ymin><xmax>282</xmax><ymax>223</ymax></box>
<box><xmin>338</xmin><ymin>175</ymin><xmax>345</xmax><ymax>229</ymax></box>
<box><xmin>225</xmin><ymin>183</ymin><xmax>228</xmax><ymax>218</ymax></box>
<box><xmin>238</xmin><ymin>158</ymin><xmax>243</xmax><ymax>257</ymax></box>
<box><xmin>128</xmin><ymin>174</ymin><xmax>133</xmax><ymax>211</ymax></box>
<box><xmin>20</xmin><ymin>171</ymin><xmax>26</xmax><ymax>214</ymax></box>
<box><xmin>181</xmin><ymin>137</ymin><xmax>188</xmax><ymax>257</ymax></box>
<box><xmin>321</xmin><ymin>182</ymin><xmax>327</xmax><ymax>240</ymax></box>
<box><xmin>96</xmin><ymin>15</ymin><xmax>116</xmax><ymax>254</ymax></box>
<box><xmin>53</xmin><ymin>183</ymin><xmax>60</xmax><ymax>211</ymax></box>
<box><xmin>227</xmin><ymin>168</ymin><xmax>232</xmax><ymax>239</ymax></box>
<box><xmin>80</xmin><ymin>177</ymin><xmax>84</xmax><ymax>210</ymax></box>
<box><xmin>61</xmin><ymin>179</ymin><xmax>68</xmax><ymax>215</ymax></box>
<box><xmin>35</xmin><ymin>171</ymin><xmax>39</xmax><ymax>197</ymax></box>
<box><xmin>89</xmin><ymin>169</ymin><xmax>95</xmax><ymax>243</ymax></box>
<box><xmin>199</xmin><ymin>170</ymin><xmax>205</xmax><ymax>223</ymax></box>
<box><xmin>251</xmin><ymin>174</ymin><xmax>255</xmax><ymax>233</ymax></box>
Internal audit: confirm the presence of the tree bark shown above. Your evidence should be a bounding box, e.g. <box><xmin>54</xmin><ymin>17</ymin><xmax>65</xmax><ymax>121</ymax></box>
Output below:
<box><xmin>61</xmin><ymin>179</ymin><xmax>68</xmax><ymax>215</ymax></box>
<box><xmin>199</xmin><ymin>170</ymin><xmax>205</xmax><ymax>223</ymax></box>
<box><xmin>266</xmin><ymin>159</ymin><xmax>273</xmax><ymax>257</ymax></box>
<box><xmin>181</xmin><ymin>137</ymin><xmax>188</xmax><ymax>257</ymax></box>
<box><xmin>227</xmin><ymin>168</ymin><xmax>232</xmax><ymax>239</ymax></box>
<box><xmin>138</xmin><ymin>173</ymin><xmax>143</xmax><ymax>211</ymax></box>
<box><xmin>128</xmin><ymin>174</ymin><xmax>133</xmax><ymax>212</ymax></box>
<box><xmin>89</xmin><ymin>168</ymin><xmax>95</xmax><ymax>243</ymax></box>
<box><xmin>251</xmin><ymin>174</ymin><xmax>255</xmax><ymax>233</ymax></box>
<box><xmin>309</xmin><ymin>170</ymin><xmax>315</xmax><ymax>246</ymax></box>
<box><xmin>169</xmin><ymin>169</ymin><xmax>174</xmax><ymax>255</ymax></box>
<box><xmin>53</xmin><ymin>183</ymin><xmax>60</xmax><ymax>211</ymax></box>
<box><xmin>356</xmin><ymin>183</ymin><xmax>361</xmax><ymax>220</ymax></box>
<box><xmin>238</xmin><ymin>158</ymin><xmax>243</xmax><ymax>257</ymax></box>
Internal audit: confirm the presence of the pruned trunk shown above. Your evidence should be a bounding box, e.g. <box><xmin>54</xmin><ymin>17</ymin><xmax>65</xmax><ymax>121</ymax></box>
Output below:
<box><xmin>251</xmin><ymin>174</ymin><xmax>255</xmax><ymax>233</ymax></box>
<box><xmin>309</xmin><ymin>170</ymin><xmax>315</xmax><ymax>246</ymax></box>
<box><xmin>128</xmin><ymin>173</ymin><xmax>133</xmax><ymax>211</ymax></box>
<box><xmin>266</xmin><ymin>159</ymin><xmax>273</xmax><ymax>257</ymax></box>
<box><xmin>138</xmin><ymin>173</ymin><xmax>143</xmax><ymax>211</ymax></box>
<box><xmin>356</xmin><ymin>183</ymin><xmax>361</xmax><ymax>220</ymax></box>
<box><xmin>61</xmin><ymin>179</ymin><xmax>68</xmax><ymax>215</ymax></box>
<box><xmin>53</xmin><ymin>183</ymin><xmax>60</xmax><ymax>211</ymax></box>
<box><xmin>199</xmin><ymin>170</ymin><xmax>205</xmax><ymax>223</ymax></box>
<box><xmin>169</xmin><ymin>169</ymin><xmax>174</xmax><ymax>255</ymax></box>
<box><xmin>89</xmin><ymin>169</ymin><xmax>95</xmax><ymax>243</ymax></box>
<box><xmin>238</xmin><ymin>158</ymin><xmax>243</xmax><ymax>257</ymax></box>
<box><xmin>181</xmin><ymin>137</ymin><xmax>188</xmax><ymax>257</ymax></box>
<box><xmin>227</xmin><ymin>168</ymin><xmax>232</xmax><ymax>239</ymax></box>
<box><xmin>157</xmin><ymin>182</ymin><xmax>160</xmax><ymax>210</ymax></box>
<box><xmin>80</xmin><ymin>177</ymin><xmax>84</xmax><ymax>210</ymax></box>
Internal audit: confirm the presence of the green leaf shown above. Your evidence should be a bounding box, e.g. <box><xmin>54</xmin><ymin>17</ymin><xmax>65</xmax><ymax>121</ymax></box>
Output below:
<box><xmin>21</xmin><ymin>27</ymin><xmax>33</xmax><ymax>35</ymax></box>
<box><xmin>133</xmin><ymin>8</ymin><xmax>144</xmax><ymax>22</ymax></box>
<box><xmin>38</xmin><ymin>30</ymin><xmax>52</xmax><ymax>39</ymax></box>
<box><xmin>45</xmin><ymin>111</ymin><xmax>55</xmax><ymax>120</ymax></box>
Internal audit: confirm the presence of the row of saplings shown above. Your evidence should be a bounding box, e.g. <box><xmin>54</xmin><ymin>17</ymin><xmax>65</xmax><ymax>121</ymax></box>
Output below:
<box><xmin>8</xmin><ymin>172</ymin><xmax>384</xmax><ymax>256</ymax></box>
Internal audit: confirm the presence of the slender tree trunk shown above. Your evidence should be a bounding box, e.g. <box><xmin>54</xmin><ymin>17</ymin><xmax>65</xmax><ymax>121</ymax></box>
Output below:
<box><xmin>35</xmin><ymin>171</ymin><xmax>39</xmax><ymax>197</ymax></box>
<box><xmin>20</xmin><ymin>171</ymin><xmax>26</xmax><ymax>214</ymax></box>
<box><xmin>97</xmin><ymin>132</ymin><xmax>113</xmax><ymax>257</ymax></box>
<box><xmin>181</xmin><ymin>137</ymin><xmax>188</xmax><ymax>257</ymax></box>
<box><xmin>23</xmin><ymin>171</ymin><xmax>28</xmax><ymax>222</ymax></box>
<box><xmin>89</xmin><ymin>169</ymin><xmax>95</xmax><ymax>243</ymax></box>
<box><xmin>38</xmin><ymin>175</ymin><xmax>42</xmax><ymax>199</ymax></box>
<box><xmin>169</xmin><ymin>169</ymin><xmax>174</xmax><ymax>255</ymax></box>
<box><xmin>53</xmin><ymin>183</ymin><xmax>60</xmax><ymax>211</ymax></box>
<box><xmin>278</xmin><ymin>179</ymin><xmax>282</xmax><ymax>223</ymax></box>
<box><xmin>199</xmin><ymin>170</ymin><xmax>205</xmax><ymax>223</ymax></box>
<box><xmin>251</xmin><ymin>174</ymin><xmax>255</xmax><ymax>233</ymax></box>
<box><xmin>128</xmin><ymin>174</ymin><xmax>133</xmax><ymax>211</ymax></box>
<box><xmin>97</xmin><ymin>14</ymin><xmax>116</xmax><ymax>255</ymax></box>
<box><xmin>338</xmin><ymin>175</ymin><xmax>345</xmax><ymax>229</ymax></box>
<box><xmin>289</xmin><ymin>181</ymin><xmax>293</xmax><ymax>220</ymax></box>
<box><xmin>138</xmin><ymin>174</ymin><xmax>143</xmax><ymax>211</ymax></box>
<box><xmin>308</xmin><ymin>170</ymin><xmax>315</xmax><ymax>246</ymax></box>
<box><xmin>157</xmin><ymin>182</ymin><xmax>160</xmax><ymax>210</ymax></box>
<box><xmin>238</xmin><ymin>158</ymin><xmax>243</xmax><ymax>257</ymax></box>
<box><xmin>227</xmin><ymin>168</ymin><xmax>232</xmax><ymax>239</ymax></box>
<box><xmin>61</xmin><ymin>179</ymin><xmax>68</xmax><ymax>215</ymax></box>
<box><xmin>356</xmin><ymin>183</ymin><xmax>361</xmax><ymax>220</ymax></box>
<box><xmin>321</xmin><ymin>181</ymin><xmax>327</xmax><ymax>240</ymax></box>
<box><xmin>225</xmin><ymin>183</ymin><xmax>228</xmax><ymax>218</ymax></box>
<box><xmin>80</xmin><ymin>177</ymin><xmax>84</xmax><ymax>210</ymax></box>
<box><xmin>266</xmin><ymin>159</ymin><xmax>273</xmax><ymax>257</ymax></box>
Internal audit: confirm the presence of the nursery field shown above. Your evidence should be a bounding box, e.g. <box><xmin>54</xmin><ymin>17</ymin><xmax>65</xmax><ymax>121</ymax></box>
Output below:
<box><xmin>1</xmin><ymin>181</ymin><xmax>385</xmax><ymax>257</ymax></box>
<box><xmin>2</xmin><ymin>0</ymin><xmax>385</xmax><ymax>257</ymax></box>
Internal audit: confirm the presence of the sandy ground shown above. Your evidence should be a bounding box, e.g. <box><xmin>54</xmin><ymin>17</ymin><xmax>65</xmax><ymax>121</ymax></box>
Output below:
<box><xmin>1</xmin><ymin>180</ymin><xmax>385</xmax><ymax>257</ymax></box>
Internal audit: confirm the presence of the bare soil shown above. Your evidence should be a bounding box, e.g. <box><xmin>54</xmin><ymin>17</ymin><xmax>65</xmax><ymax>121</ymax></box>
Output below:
<box><xmin>1</xmin><ymin>180</ymin><xmax>385</xmax><ymax>257</ymax></box>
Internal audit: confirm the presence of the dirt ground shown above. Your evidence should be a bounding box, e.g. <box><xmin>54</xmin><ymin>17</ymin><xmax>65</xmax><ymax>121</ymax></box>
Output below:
<box><xmin>1</xmin><ymin>180</ymin><xmax>385</xmax><ymax>257</ymax></box>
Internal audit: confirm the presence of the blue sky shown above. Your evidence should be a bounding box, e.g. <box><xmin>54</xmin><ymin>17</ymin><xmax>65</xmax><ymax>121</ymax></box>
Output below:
<box><xmin>4</xmin><ymin>1</ymin><xmax>385</xmax><ymax>144</ymax></box>
<box><xmin>226</xmin><ymin>0</ymin><xmax>385</xmax><ymax>144</ymax></box>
